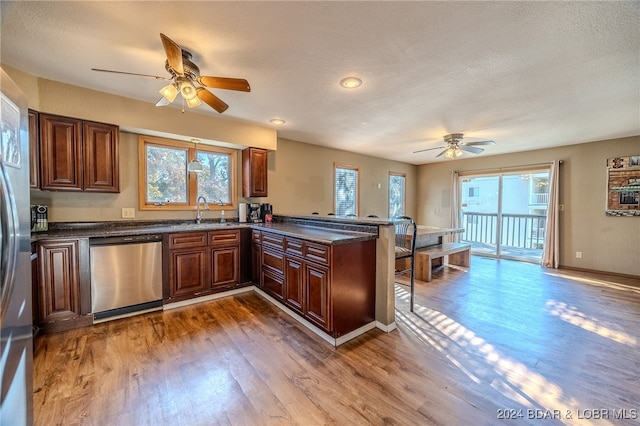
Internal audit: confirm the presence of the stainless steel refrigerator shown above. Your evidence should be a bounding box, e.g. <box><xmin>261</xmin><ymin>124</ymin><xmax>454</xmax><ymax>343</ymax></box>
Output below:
<box><xmin>0</xmin><ymin>68</ymin><xmax>33</xmax><ymax>424</ymax></box>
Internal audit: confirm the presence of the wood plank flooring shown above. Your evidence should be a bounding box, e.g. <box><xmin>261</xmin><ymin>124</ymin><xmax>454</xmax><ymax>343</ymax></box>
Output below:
<box><xmin>33</xmin><ymin>257</ymin><xmax>640</xmax><ymax>425</ymax></box>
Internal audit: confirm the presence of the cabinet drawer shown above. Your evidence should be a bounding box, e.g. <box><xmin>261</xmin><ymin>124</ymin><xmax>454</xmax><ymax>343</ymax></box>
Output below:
<box><xmin>168</xmin><ymin>232</ymin><xmax>207</xmax><ymax>249</ymax></box>
<box><xmin>208</xmin><ymin>230</ymin><xmax>240</xmax><ymax>246</ymax></box>
<box><xmin>252</xmin><ymin>230</ymin><xmax>262</xmax><ymax>244</ymax></box>
<box><xmin>262</xmin><ymin>246</ymin><xmax>284</xmax><ymax>274</ymax></box>
<box><xmin>284</xmin><ymin>237</ymin><xmax>303</xmax><ymax>257</ymax></box>
<box><xmin>262</xmin><ymin>269</ymin><xmax>284</xmax><ymax>301</ymax></box>
<box><xmin>305</xmin><ymin>242</ymin><xmax>330</xmax><ymax>265</ymax></box>
<box><xmin>262</xmin><ymin>232</ymin><xmax>284</xmax><ymax>249</ymax></box>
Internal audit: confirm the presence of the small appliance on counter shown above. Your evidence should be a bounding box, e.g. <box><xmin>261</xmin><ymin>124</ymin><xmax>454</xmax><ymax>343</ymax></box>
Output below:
<box><xmin>247</xmin><ymin>203</ymin><xmax>261</xmax><ymax>222</ymax></box>
<box><xmin>260</xmin><ymin>203</ymin><xmax>273</xmax><ymax>222</ymax></box>
<box><xmin>31</xmin><ymin>204</ymin><xmax>48</xmax><ymax>232</ymax></box>
<box><xmin>238</xmin><ymin>203</ymin><xmax>247</xmax><ymax>223</ymax></box>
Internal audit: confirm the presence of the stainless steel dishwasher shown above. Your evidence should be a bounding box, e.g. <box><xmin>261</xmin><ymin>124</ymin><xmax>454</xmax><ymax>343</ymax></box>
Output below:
<box><xmin>90</xmin><ymin>234</ymin><xmax>163</xmax><ymax>321</ymax></box>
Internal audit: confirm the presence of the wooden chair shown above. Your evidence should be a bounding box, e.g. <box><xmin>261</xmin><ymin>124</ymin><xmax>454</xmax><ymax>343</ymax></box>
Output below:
<box><xmin>394</xmin><ymin>216</ymin><xmax>417</xmax><ymax>312</ymax></box>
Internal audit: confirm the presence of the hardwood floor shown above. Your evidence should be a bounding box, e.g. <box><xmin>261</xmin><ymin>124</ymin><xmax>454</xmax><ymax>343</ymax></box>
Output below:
<box><xmin>33</xmin><ymin>257</ymin><xmax>640</xmax><ymax>425</ymax></box>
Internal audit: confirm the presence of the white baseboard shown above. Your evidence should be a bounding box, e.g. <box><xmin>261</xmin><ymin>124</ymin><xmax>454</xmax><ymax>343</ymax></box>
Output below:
<box><xmin>253</xmin><ymin>287</ymin><xmax>377</xmax><ymax>346</ymax></box>
<box><xmin>375</xmin><ymin>321</ymin><xmax>397</xmax><ymax>333</ymax></box>
<box><xmin>163</xmin><ymin>286</ymin><xmax>253</xmax><ymax>311</ymax></box>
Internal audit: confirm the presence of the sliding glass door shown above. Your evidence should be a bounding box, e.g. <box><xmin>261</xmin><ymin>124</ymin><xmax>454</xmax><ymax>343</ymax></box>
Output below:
<box><xmin>459</xmin><ymin>169</ymin><xmax>550</xmax><ymax>262</ymax></box>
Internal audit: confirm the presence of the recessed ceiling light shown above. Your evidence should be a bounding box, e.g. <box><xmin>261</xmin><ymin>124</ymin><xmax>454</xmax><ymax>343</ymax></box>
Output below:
<box><xmin>270</xmin><ymin>118</ymin><xmax>286</xmax><ymax>125</ymax></box>
<box><xmin>340</xmin><ymin>76</ymin><xmax>362</xmax><ymax>89</ymax></box>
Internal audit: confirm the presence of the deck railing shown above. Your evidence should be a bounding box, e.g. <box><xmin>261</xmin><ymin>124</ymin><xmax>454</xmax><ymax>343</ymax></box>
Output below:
<box><xmin>461</xmin><ymin>212</ymin><xmax>547</xmax><ymax>250</ymax></box>
<box><xmin>530</xmin><ymin>193</ymin><xmax>549</xmax><ymax>205</ymax></box>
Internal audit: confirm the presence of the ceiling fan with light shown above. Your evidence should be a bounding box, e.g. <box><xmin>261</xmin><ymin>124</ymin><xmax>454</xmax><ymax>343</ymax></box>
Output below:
<box><xmin>413</xmin><ymin>133</ymin><xmax>496</xmax><ymax>159</ymax></box>
<box><xmin>92</xmin><ymin>33</ymin><xmax>250</xmax><ymax>113</ymax></box>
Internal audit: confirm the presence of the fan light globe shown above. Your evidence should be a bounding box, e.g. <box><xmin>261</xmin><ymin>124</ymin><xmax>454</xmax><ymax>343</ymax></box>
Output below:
<box><xmin>445</xmin><ymin>148</ymin><xmax>455</xmax><ymax>159</ymax></box>
<box><xmin>186</xmin><ymin>96</ymin><xmax>202</xmax><ymax>108</ymax></box>
<box><xmin>180</xmin><ymin>81</ymin><xmax>198</xmax><ymax>100</ymax></box>
<box><xmin>159</xmin><ymin>83</ymin><xmax>179</xmax><ymax>102</ymax></box>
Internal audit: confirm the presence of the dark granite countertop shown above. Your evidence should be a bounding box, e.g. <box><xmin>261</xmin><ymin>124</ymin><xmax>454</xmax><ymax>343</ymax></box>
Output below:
<box><xmin>30</xmin><ymin>220</ymin><xmax>249</xmax><ymax>241</ymax></box>
<box><xmin>31</xmin><ymin>217</ymin><xmax>378</xmax><ymax>245</ymax></box>
<box><xmin>252</xmin><ymin>223</ymin><xmax>377</xmax><ymax>245</ymax></box>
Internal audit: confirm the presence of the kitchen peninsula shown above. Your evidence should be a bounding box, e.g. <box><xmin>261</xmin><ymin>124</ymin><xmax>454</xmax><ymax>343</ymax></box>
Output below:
<box><xmin>31</xmin><ymin>214</ymin><xmax>395</xmax><ymax>346</ymax></box>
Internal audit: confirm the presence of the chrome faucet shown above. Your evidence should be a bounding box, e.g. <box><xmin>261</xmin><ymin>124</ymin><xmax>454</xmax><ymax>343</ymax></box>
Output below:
<box><xmin>196</xmin><ymin>195</ymin><xmax>209</xmax><ymax>224</ymax></box>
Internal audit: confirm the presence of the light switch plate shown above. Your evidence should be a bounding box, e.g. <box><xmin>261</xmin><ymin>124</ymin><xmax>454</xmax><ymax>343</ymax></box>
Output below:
<box><xmin>122</xmin><ymin>208</ymin><xmax>135</xmax><ymax>218</ymax></box>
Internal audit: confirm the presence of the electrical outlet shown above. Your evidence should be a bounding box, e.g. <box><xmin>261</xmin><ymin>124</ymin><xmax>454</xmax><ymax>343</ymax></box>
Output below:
<box><xmin>559</xmin><ymin>204</ymin><xmax>565</xmax><ymax>211</ymax></box>
<box><xmin>576</xmin><ymin>251</ymin><xmax>582</xmax><ymax>259</ymax></box>
<box><xmin>122</xmin><ymin>207</ymin><xmax>135</xmax><ymax>218</ymax></box>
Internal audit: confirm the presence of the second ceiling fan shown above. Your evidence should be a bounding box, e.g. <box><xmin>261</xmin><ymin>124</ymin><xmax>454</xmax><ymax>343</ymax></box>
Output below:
<box><xmin>92</xmin><ymin>33</ymin><xmax>250</xmax><ymax>113</ymax></box>
<box><xmin>414</xmin><ymin>133</ymin><xmax>496</xmax><ymax>159</ymax></box>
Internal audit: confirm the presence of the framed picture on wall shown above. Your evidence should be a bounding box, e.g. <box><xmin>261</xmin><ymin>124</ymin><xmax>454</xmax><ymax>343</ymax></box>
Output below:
<box><xmin>606</xmin><ymin>155</ymin><xmax>640</xmax><ymax>216</ymax></box>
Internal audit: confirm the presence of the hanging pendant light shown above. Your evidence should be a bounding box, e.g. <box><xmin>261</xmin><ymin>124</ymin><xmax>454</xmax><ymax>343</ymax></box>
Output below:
<box><xmin>187</xmin><ymin>138</ymin><xmax>204</xmax><ymax>173</ymax></box>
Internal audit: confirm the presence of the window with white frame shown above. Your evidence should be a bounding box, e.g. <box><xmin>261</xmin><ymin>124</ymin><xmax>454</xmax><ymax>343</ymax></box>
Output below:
<box><xmin>139</xmin><ymin>135</ymin><xmax>236</xmax><ymax>210</ymax></box>
<box><xmin>334</xmin><ymin>163</ymin><xmax>359</xmax><ymax>216</ymax></box>
<box><xmin>389</xmin><ymin>172</ymin><xmax>406</xmax><ymax>218</ymax></box>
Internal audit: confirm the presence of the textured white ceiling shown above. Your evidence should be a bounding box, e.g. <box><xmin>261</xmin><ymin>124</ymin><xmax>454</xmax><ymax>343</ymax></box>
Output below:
<box><xmin>1</xmin><ymin>1</ymin><xmax>638</xmax><ymax>164</ymax></box>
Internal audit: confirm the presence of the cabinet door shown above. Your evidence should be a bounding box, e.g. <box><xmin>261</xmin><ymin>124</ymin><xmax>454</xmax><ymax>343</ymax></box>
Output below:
<box><xmin>37</xmin><ymin>240</ymin><xmax>82</xmax><ymax>323</ymax></box>
<box><xmin>169</xmin><ymin>248</ymin><xmax>208</xmax><ymax>297</ymax></box>
<box><xmin>242</xmin><ymin>147</ymin><xmax>268</xmax><ymax>197</ymax></box>
<box><xmin>83</xmin><ymin>121</ymin><xmax>119</xmax><ymax>192</ymax></box>
<box><xmin>305</xmin><ymin>262</ymin><xmax>331</xmax><ymax>331</ymax></box>
<box><xmin>284</xmin><ymin>256</ymin><xmax>304</xmax><ymax>313</ymax></box>
<box><xmin>39</xmin><ymin>113</ymin><xmax>83</xmax><ymax>191</ymax></box>
<box><xmin>210</xmin><ymin>246</ymin><xmax>239</xmax><ymax>288</ymax></box>
<box><xmin>251</xmin><ymin>244</ymin><xmax>262</xmax><ymax>285</ymax></box>
<box><xmin>28</xmin><ymin>109</ymin><xmax>40</xmax><ymax>189</ymax></box>
<box><xmin>262</xmin><ymin>269</ymin><xmax>284</xmax><ymax>302</ymax></box>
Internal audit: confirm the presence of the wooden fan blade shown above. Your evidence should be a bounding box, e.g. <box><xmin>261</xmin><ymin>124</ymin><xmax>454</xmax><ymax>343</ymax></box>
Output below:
<box><xmin>196</xmin><ymin>87</ymin><xmax>229</xmax><ymax>113</ymax></box>
<box><xmin>160</xmin><ymin>33</ymin><xmax>184</xmax><ymax>76</ymax></box>
<box><xmin>91</xmin><ymin>68</ymin><xmax>169</xmax><ymax>80</ymax></box>
<box><xmin>460</xmin><ymin>146</ymin><xmax>484</xmax><ymax>154</ymax></box>
<box><xmin>413</xmin><ymin>146</ymin><xmax>447</xmax><ymax>154</ymax></box>
<box><xmin>461</xmin><ymin>140</ymin><xmax>495</xmax><ymax>146</ymax></box>
<box><xmin>197</xmin><ymin>76</ymin><xmax>251</xmax><ymax>92</ymax></box>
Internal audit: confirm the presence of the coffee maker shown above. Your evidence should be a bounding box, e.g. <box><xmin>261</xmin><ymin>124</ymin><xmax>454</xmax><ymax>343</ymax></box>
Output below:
<box><xmin>260</xmin><ymin>203</ymin><xmax>272</xmax><ymax>222</ymax></box>
<box><xmin>247</xmin><ymin>203</ymin><xmax>261</xmax><ymax>222</ymax></box>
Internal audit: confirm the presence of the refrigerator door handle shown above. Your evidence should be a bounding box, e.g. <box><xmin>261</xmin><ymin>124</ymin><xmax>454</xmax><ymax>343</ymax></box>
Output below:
<box><xmin>0</xmin><ymin>157</ymin><xmax>19</xmax><ymax>322</ymax></box>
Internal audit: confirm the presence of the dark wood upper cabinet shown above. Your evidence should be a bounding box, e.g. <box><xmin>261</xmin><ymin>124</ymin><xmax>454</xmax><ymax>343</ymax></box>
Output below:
<box><xmin>242</xmin><ymin>147</ymin><xmax>268</xmax><ymax>197</ymax></box>
<box><xmin>39</xmin><ymin>113</ymin><xmax>83</xmax><ymax>191</ymax></box>
<box><xmin>82</xmin><ymin>120</ymin><xmax>119</xmax><ymax>192</ymax></box>
<box><xmin>38</xmin><ymin>113</ymin><xmax>119</xmax><ymax>192</ymax></box>
<box><xmin>28</xmin><ymin>109</ymin><xmax>40</xmax><ymax>189</ymax></box>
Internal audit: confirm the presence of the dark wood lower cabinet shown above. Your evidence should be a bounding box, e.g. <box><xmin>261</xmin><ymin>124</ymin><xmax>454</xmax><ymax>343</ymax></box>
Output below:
<box><xmin>36</xmin><ymin>238</ymin><xmax>91</xmax><ymax>332</ymax></box>
<box><xmin>284</xmin><ymin>256</ymin><xmax>304</xmax><ymax>312</ymax></box>
<box><xmin>166</xmin><ymin>230</ymin><xmax>242</xmax><ymax>302</ymax></box>
<box><xmin>210</xmin><ymin>246</ymin><xmax>239</xmax><ymax>288</ymax></box>
<box><xmin>304</xmin><ymin>262</ymin><xmax>330</xmax><ymax>330</ymax></box>
<box><xmin>256</xmin><ymin>230</ymin><xmax>375</xmax><ymax>338</ymax></box>
<box><xmin>169</xmin><ymin>247</ymin><xmax>208</xmax><ymax>297</ymax></box>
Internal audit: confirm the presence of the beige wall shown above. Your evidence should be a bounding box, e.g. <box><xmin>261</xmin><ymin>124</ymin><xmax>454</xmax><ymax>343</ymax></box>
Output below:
<box><xmin>267</xmin><ymin>137</ymin><xmax>416</xmax><ymax>218</ymax></box>
<box><xmin>31</xmin><ymin>132</ymin><xmax>417</xmax><ymax>222</ymax></box>
<box><xmin>417</xmin><ymin>135</ymin><xmax>640</xmax><ymax>276</ymax></box>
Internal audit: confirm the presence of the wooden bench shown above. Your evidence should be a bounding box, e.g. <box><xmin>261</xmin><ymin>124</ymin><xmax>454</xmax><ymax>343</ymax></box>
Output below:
<box><xmin>414</xmin><ymin>242</ymin><xmax>471</xmax><ymax>282</ymax></box>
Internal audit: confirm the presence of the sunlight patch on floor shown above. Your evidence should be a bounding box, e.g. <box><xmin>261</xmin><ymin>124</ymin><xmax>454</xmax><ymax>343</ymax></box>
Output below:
<box><xmin>395</xmin><ymin>286</ymin><xmax>614</xmax><ymax>426</ymax></box>
<box><xmin>543</xmin><ymin>271</ymin><xmax>640</xmax><ymax>295</ymax></box>
<box><xmin>545</xmin><ymin>300</ymin><xmax>637</xmax><ymax>346</ymax></box>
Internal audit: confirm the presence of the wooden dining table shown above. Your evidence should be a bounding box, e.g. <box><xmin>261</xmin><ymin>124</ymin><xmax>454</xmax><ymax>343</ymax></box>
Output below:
<box><xmin>413</xmin><ymin>225</ymin><xmax>464</xmax><ymax>249</ymax></box>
